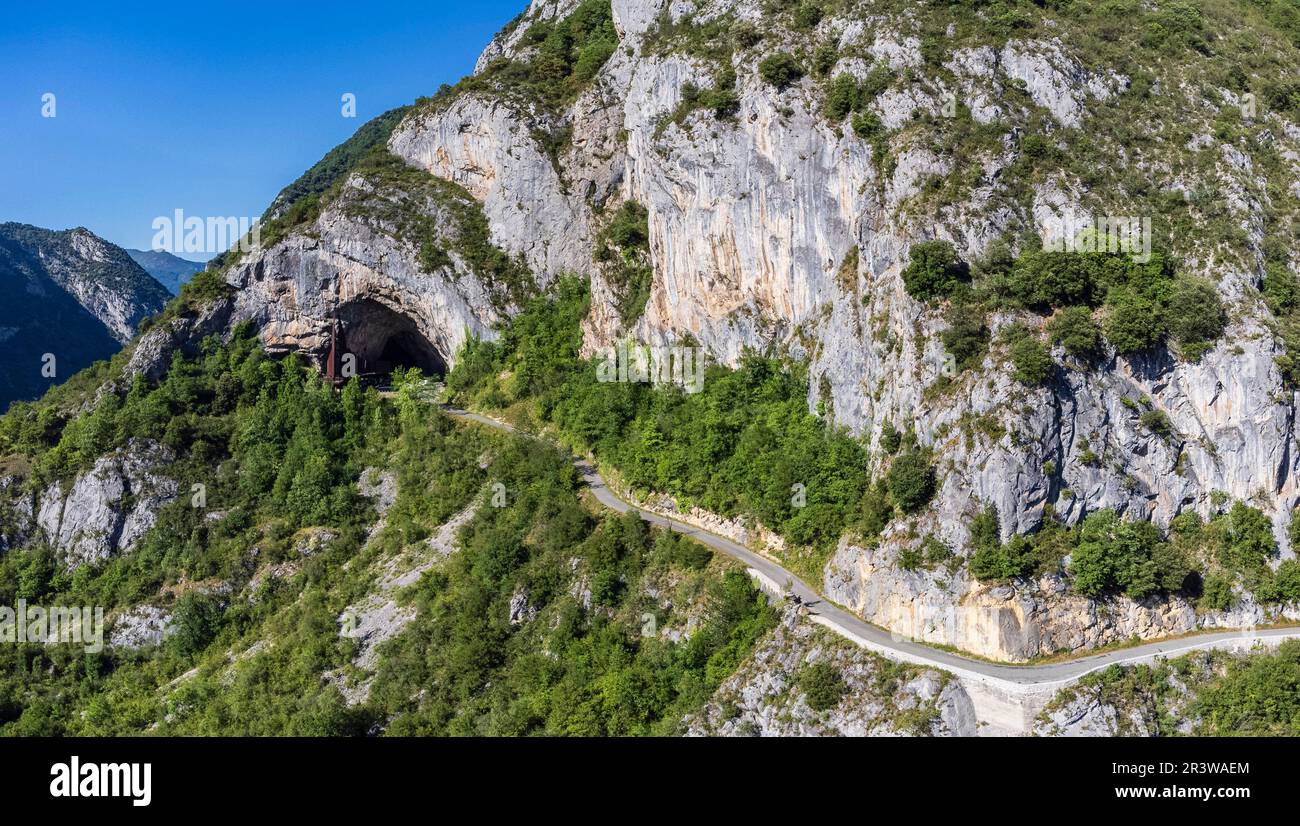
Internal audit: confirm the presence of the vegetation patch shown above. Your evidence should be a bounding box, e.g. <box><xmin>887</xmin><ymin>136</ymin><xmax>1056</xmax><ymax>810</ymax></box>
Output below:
<box><xmin>446</xmin><ymin>279</ymin><xmax>929</xmax><ymax>583</ymax></box>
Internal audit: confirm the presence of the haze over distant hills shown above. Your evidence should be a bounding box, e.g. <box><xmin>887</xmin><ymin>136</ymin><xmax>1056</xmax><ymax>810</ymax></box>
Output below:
<box><xmin>0</xmin><ymin>223</ymin><xmax>170</xmax><ymax>410</ymax></box>
<box><xmin>126</xmin><ymin>248</ymin><xmax>207</xmax><ymax>295</ymax></box>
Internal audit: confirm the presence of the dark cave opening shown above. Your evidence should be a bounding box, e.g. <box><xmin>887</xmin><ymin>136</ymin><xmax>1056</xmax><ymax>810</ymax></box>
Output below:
<box><xmin>326</xmin><ymin>298</ymin><xmax>446</xmax><ymax>386</ymax></box>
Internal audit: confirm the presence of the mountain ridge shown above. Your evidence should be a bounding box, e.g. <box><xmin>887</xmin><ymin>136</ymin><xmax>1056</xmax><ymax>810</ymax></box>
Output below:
<box><xmin>125</xmin><ymin>248</ymin><xmax>206</xmax><ymax>295</ymax></box>
<box><xmin>0</xmin><ymin>222</ymin><xmax>170</xmax><ymax>410</ymax></box>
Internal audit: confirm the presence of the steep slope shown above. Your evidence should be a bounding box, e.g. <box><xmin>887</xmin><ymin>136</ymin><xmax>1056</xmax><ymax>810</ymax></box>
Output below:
<box><xmin>383</xmin><ymin>0</ymin><xmax>1300</xmax><ymax>659</ymax></box>
<box><xmin>388</xmin><ymin>0</ymin><xmax>1300</xmax><ymax>532</ymax></box>
<box><xmin>19</xmin><ymin>0</ymin><xmax>1300</xmax><ymax>669</ymax></box>
<box><xmin>176</xmin><ymin>0</ymin><xmax>1300</xmax><ymax>661</ymax></box>
<box><xmin>126</xmin><ymin>248</ymin><xmax>206</xmax><ymax>295</ymax></box>
<box><xmin>8</xmin><ymin>1</ymin><xmax>1300</xmax><ymax>737</ymax></box>
<box><xmin>0</xmin><ymin>224</ymin><xmax>170</xmax><ymax>410</ymax></box>
<box><xmin>0</xmin><ymin>326</ymin><xmax>780</xmax><ymax>735</ymax></box>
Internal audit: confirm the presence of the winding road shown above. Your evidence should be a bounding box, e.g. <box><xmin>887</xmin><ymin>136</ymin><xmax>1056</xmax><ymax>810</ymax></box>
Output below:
<box><xmin>442</xmin><ymin>404</ymin><xmax>1300</xmax><ymax>692</ymax></box>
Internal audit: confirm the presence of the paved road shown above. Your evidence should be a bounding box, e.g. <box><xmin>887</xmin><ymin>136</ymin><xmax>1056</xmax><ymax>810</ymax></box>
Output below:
<box><xmin>442</xmin><ymin>404</ymin><xmax>1300</xmax><ymax>690</ymax></box>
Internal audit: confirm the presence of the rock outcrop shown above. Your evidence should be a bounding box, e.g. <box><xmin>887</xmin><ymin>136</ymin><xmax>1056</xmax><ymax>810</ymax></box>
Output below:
<box><xmin>33</xmin><ymin>440</ymin><xmax>178</xmax><ymax>569</ymax></box>
<box><xmin>686</xmin><ymin>607</ymin><xmax>976</xmax><ymax>736</ymax></box>
<box><xmin>826</xmin><ymin>534</ymin><xmax>1300</xmax><ymax>662</ymax></box>
<box><xmin>226</xmin><ymin>170</ymin><xmax>506</xmax><ymax>374</ymax></box>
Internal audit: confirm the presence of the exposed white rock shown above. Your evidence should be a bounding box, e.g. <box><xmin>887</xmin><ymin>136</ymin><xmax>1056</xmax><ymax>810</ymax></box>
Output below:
<box><xmin>686</xmin><ymin>607</ymin><xmax>976</xmax><ymax>736</ymax></box>
<box><xmin>35</xmin><ymin>441</ymin><xmax>177</xmax><ymax>569</ymax></box>
<box><xmin>109</xmin><ymin>605</ymin><xmax>173</xmax><ymax>650</ymax></box>
<box><xmin>220</xmin><ymin>0</ymin><xmax>1300</xmax><ymax>661</ymax></box>
<box><xmin>227</xmin><ymin>171</ymin><xmax>504</xmax><ymax>372</ymax></box>
<box><xmin>390</xmin><ymin>94</ymin><xmax>593</xmax><ymax>281</ymax></box>
<box><xmin>1034</xmin><ymin>690</ymin><xmax>1126</xmax><ymax>737</ymax></box>
<box><xmin>336</xmin><ymin>503</ymin><xmax>478</xmax><ymax>704</ymax></box>
<box><xmin>1000</xmin><ymin>39</ymin><xmax>1085</xmax><ymax>127</ymax></box>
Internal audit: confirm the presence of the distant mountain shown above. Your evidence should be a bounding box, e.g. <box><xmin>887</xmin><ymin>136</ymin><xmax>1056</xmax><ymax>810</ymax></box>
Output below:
<box><xmin>126</xmin><ymin>248</ymin><xmax>206</xmax><ymax>295</ymax></box>
<box><xmin>0</xmin><ymin>223</ymin><xmax>171</xmax><ymax>410</ymax></box>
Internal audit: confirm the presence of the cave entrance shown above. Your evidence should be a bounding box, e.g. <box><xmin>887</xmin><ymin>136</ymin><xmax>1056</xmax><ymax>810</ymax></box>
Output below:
<box><xmin>326</xmin><ymin>298</ymin><xmax>446</xmax><ymax>388</ymax></box>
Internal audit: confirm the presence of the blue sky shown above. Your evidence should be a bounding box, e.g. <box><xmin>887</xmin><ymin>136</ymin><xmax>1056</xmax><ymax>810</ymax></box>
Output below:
<box><xmin>0</xmin><ymin>0</ymin><xmax>526</xmax><ymax>260</ymax></box>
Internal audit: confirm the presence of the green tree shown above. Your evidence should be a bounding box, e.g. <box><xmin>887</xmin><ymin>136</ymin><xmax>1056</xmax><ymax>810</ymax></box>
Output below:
<box><xmin>758</xmin><ymin>53</ymin><xmax>804</xmax><ymax>89</ymax></box>
<box><xmin>1218</xmin><ymin>502</ymin><xmax>1275</xmax><ymax>576</ymax></box>
<box><xmin>1105</xmin><ymin>291</ymin><xmax>1164</xmax><ymax>354</ymax></box>
<box><xmin>170</xmin><ymin>592</ymin><xmax>226</xmax><ymax>658</ymax></box>
<box><xmin>1165</xmin><ymin>277</ymin><xmax>1225</xmax><ymax>358</ymax></box>
<box><xmin>887</xmin><ymin>450</ymin><xmax>936</xmax><ymax>513</ymax></box>
<box><xmin>1047</xmin><ymin>306</ymin><xmax>1104</xmax><ymax>362</ymax></box>
<box><xmin>1199</xmin><ymin>571</ymin><xmax>1237</xmax><ymax>611</ymax></box>
<box><xmin>824</xmin><ymin>74</ymin><xmax>862</xmax><ymax>120</ymax></box>
<box><xmin>1263</xmin><ymin>263</ymin><xmax>1300</xmax><ymax>316</ymax></box>
<box><xmin>940</xmin><ymin>302</ymin><xmax>990</xmax><ymax>372</ymax></box>
<box><xmin>1007</xmin><ymin>329</ymin><xmax>1054</xmax><ymax>385</ymax></box>
<box><xmin>901</xmin><ymin>240</ymin><xmax>968</xmax><ymax>301</ymax></box>
<box><xmin>1069</xmin><ymin>510</ymin><xmax>1167</xmax><ymax>599</ymax></box>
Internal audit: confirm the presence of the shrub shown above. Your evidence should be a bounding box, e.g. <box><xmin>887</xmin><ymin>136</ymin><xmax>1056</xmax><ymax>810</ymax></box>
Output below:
<box><xmin>879</xmin><ymin>421</ymin><xmax>902</xmax><ymax>455</ymax></box>
<box><xmin>1289</xmin><ymin>507</ymin><xmax>1300</xmax><ymax>553</ymax></box>
<box><xmin>1165</xmin><ymin>277</ymin><xmax>1225</xmax><ymax>358</ymax></box>
<box><xmin>1008</xmin><ymin>250</ymin><xmax>1097</xmax><ymax>309</ymax></box>
<box><xmin>1104</xmin><ymin>291</ymin><xmax>1164</xmax><ymax>354</ymax></box>
<box><xmin>897</xmin><ymin>545</ymin><xmax>925</xmax><ymax>571</ymax></box>
<box><xmin>824</xmin><ymin>74</ymin><xmax>862</xmax><ymax>120</ymax></box>
<box><xmin>653</xmin><ymin>531</ymin><xmax>712</xmax><ymax>570</ymax></box>
<box><xmin>596</xmin><ymin>200</ymin><xmax>649</xmax><ymax>258</ymax></box>
<box><xmin>901</xmin><ymin>240</ymin><xmax>968</xmax><ymax>301</ymax></box>
<box><xmin>1272</xmin><ymin>559</ymin><xmax>1300</xmax><ymax>604</ymax></box>
<box><xmin>851</xmin><ymin>110</ymin><xmax>884</xmax><ymax>140</ymax></box>
<box><xmin>758</xmin><ymin>53</ymin><xmax>804</xmax><ymax>89</ymax></box>
<box><xmin>732</xmin><ymin>21</ymin><xmax>762</xmax><ymax>49</ymax></box>
<box><xmin>1263</xmin><ymin>263</ymin><xmax>1300</xmax><ymax>316</ymax></box>
<box><xmin>887</xmin><ymin>450</ymin><xmax>936</xmax><ymax>513</ymax></box>
<box><xmin>1139</xmin><ymin>409</ymin><xmax>1174</xmax><ymax>440</ymax></box>
<box><xmin>811</xmin><ymin>44</ymin><xmax>837</xmax><ymax>77</ymax></box>
<box><xmin>1069</xmin><ymin>510</ymin><xmax>1164</xmax><ymax>599</ymax></box>
<box><xmin>969</xmin><ymin>534</ymin><xmax>1036</xmax><ymax>582</ymax></box>
<box><xmin>860</xmin><ymin>63</ymin><xmax>893</xmax><ymax>98</ymax></box>
<box><xmin>922</xmin><ymin>536</ymin><xmax>952</xmax><ymax>568</ymax></box>
<box><xmin>793</xmin><ymin>3</ymin><xmax>824</xmax><ymax>30</ymax></box>
<box><xmin>1218</xmin><ymin>502</ymin><xmax>1276</xmax><ymax>576</ymax></box>
<box><xmin>855</xmin><ymin>482</ymin><xmax>894</xmax><ymax>537</ymax></box>
<box><xmin>1151</xmin><ymin>541</ymin><xmax>1194</xmax><ymax>592</ymax></box>
<box><xmin>170</xmin><ymin>592</ymin><xmax>226</xmax><ymax>658</ymax></box>
<box><xmin>798</xmin><ymin>662</ymin><xmax>846</xmax><ymax>711</ymax></box>
<box><xmin>1047</xmin><ymin>306</ymin><xmax>1104</xmax><ymax>362</ymax></box>
<box><xmin>940</xmin><ymin>302</ymin><xmax>989</xmax><ymax>372</ymax></box>
<box><xmin>1199</xmin><ymin>571</ymin><xmax>1237</xmax><ymax>611</ymax></box>
<box><xmin>1006</xmin><ymin>328</ymin><xmax>1054</xmax><ymax>385</ymax></box>
<box><xmin>1190</xmin><ymin>640</ymin><xmax>1300</xmax><ymax>735</ymax></box>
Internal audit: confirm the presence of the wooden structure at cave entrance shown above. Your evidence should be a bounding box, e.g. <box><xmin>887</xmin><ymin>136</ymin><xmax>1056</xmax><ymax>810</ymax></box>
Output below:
<box><xmin>323</xmin><ymin>277</ymin><xmax>389</xmax><ymax>390</ymax></box>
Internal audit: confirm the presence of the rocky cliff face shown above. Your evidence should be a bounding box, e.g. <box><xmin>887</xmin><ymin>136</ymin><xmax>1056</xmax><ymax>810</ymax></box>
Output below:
<box><xmin>32</xmin><ymin>440</ymin><xmax>177</xmax><ymax>569</ymax></box>
<box><xmin>686</xmin><ymin>605</ymin><xmax>976</xmax><ymax>736</ymax></box>
<box><xmin>209</xmin><ymin>0</ymin><xmax>1300</xmax><ymax>657</ymax></box>
<box><xmin>226</xmin><ymin>168</ymin><xmax>508</xmax><ymax>373</ymax></box>
<box><xmin>0</xmin><ymin>223</ymin><xmax>171</xmax><ymax>410</ymax></box>
<box><xmin>369</xmin><ymin>0</ymin><xmax>1300</xmax><ymax>541</ymax></box>
<box><xmin>825</xmin><ymin>534</ymin><xmax>1300</xmax><ymax>661</ymax></box>
<box><xmin>0</xmin><ymin>439</ymin><xmax>177</xmax><ymax>570</ymax></box>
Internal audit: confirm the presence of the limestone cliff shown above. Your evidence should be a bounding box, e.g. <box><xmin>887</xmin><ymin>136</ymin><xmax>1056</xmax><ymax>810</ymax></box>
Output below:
<box><xmin>208</xmin><ymin>0</ymin><xmax>1300</xmax><ymax>657</ymax></box>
